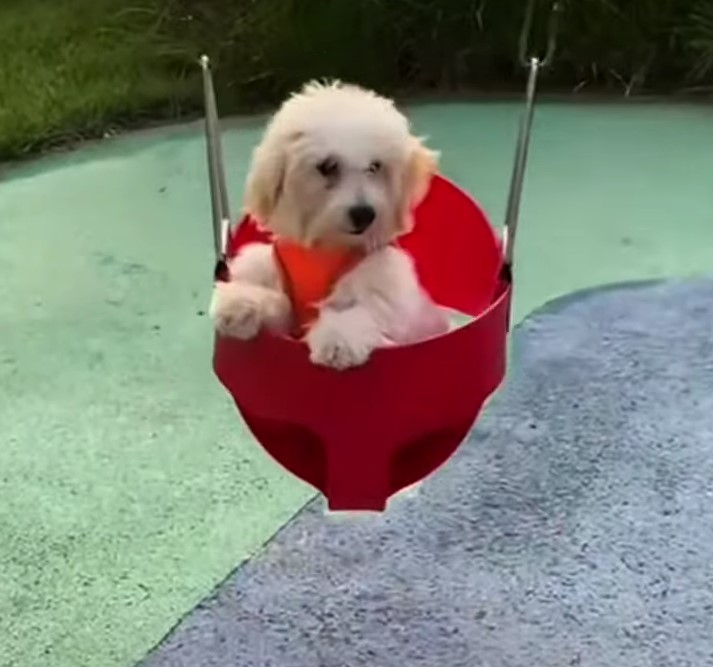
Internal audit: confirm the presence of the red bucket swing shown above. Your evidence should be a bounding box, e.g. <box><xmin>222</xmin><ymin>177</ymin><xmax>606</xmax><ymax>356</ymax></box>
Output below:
<box><xmin>201</xmin><ymin>2</ymin><xmax>559</xmax><ymax>512</ymax></box>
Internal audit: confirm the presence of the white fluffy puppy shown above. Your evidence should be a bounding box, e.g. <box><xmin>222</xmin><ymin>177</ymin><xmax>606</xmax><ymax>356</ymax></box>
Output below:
<box><xmin>210</xmin><ymin>80</ymin><xmax>449</xmax><ymax>369</ymax></box>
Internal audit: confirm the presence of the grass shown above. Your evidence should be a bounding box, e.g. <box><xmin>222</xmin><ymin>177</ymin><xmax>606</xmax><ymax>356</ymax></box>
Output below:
<box><xmin>2</xmin><ymin>0</ymin><xmax>713</xmax><ymax>161</ymax></box>
<box><xmin>0</xmin><ymin>0</ymin><xmax>196</xmax><ymax>159</ymax></box>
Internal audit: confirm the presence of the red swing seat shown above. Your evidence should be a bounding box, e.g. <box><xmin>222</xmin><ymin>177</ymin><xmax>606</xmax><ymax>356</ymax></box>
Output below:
<box><xmin>213</xmin><ymin>175</ymin><xmax>511</xmax><ymax>511</ymax></box>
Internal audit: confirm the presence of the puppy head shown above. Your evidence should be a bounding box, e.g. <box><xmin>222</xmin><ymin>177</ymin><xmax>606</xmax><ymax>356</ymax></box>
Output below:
<box><xmin>244</xmin><ymin>80</ymin><xmax>438</xmax><ymax>250</ymax></box>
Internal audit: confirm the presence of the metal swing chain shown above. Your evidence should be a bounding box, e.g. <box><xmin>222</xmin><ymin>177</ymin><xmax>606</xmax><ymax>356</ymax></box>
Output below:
<box><xmin>502</xmin><ymin>0</ymin><xmax>560</xmax><ymax>273</ymax></box>
<box><xmin>200</xmin><ymin>55</ymin><xmax>231</xmax><ymax>274</ymax></box>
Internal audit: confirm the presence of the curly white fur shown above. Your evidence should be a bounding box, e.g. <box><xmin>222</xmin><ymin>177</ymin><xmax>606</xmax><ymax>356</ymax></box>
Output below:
<box><xmin>210</xmin><ymin>80</ymin><xmax>448</xmax><ymax>369</ymax></box>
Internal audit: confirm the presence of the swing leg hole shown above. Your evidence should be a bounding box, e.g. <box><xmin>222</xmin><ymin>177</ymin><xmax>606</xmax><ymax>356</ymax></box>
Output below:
<box><xmin>241</xmin><ymin>413</ymin><xmax>327</xmax><ymax>494</ymax></box>
<box><xmin>390</xmin><ymin>421</ymin><xmax>474</xmax><ymax>495</ymax></box>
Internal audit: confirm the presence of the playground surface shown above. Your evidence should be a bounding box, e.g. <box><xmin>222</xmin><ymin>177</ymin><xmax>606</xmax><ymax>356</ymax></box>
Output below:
<box><xmin>1</xmin><ymin>101</ymin><xmax>712</xmax><ymax>666</ymax></box>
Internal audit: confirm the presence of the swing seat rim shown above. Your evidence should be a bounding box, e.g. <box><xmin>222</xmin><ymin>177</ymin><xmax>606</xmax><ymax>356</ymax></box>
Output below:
<box><xmin>213</xmin><ymin>279</ymin><xmax>510</xmax><ymax>362</ymax></box>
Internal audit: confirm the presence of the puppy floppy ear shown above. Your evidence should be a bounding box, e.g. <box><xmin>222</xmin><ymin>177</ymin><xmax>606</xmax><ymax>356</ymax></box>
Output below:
<box><xmin>398</xmin><ymin>137</ymin><xmax>439</xmax><ymax>233</ymax></box>
<box><xmin>243</xmin><ymin>139</ymin><xmax>286</xmax><ymax>225</ymax></box>
<box><xmin>405</xmin><ymin>136</ymin><xmax>439</xmax><ymax>209</ymax></box>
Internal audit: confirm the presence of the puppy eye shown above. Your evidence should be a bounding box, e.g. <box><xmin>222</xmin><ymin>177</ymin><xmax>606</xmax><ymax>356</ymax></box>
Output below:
<box><xmin>316</xmin><ymin>158</ymin><xmax>339</xmax><ymax>178</ymax></box>
<box><xmin>367</xmin><ymin>160</ymin><xmax>382</xmax><ymax>174</ymax></box>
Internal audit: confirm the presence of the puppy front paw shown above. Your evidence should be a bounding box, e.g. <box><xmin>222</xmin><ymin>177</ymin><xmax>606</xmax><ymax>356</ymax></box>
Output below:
<box><xmin>306</xmin><ymin>314</ymin><xmax>377</xmax><ymax>370</ymax></box>
<box><xmin>210</xmin><ymin>284</ymin><xmax>262</xmax><ymax>339</ymax></box>
<box><xmin>210</xmin><ymin>283</ymin><xmax>290</xmax><ymax>340</ymax></box>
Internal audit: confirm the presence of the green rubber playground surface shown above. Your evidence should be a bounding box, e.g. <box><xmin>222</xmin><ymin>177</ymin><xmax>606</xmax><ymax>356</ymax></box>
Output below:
<box><xmin>1</xmin><ymin>101</ymin><xmax>712</xmax><ymax>667</ymax></box>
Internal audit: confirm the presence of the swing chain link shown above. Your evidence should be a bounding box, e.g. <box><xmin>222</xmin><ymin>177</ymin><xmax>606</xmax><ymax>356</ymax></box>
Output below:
<box><xmin>502</xmin><ymin>0</ymin><xmax>561</xmax><ymax>274</ymax></box>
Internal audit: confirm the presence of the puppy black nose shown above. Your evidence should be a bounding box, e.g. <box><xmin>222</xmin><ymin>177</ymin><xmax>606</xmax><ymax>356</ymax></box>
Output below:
<box><xmin>348</xmin><ymin>204</ymin><xmax>376</xmax><ymax>233</ymax></box>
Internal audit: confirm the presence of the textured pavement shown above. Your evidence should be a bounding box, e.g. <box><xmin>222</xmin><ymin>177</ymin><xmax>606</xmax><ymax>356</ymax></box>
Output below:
<box><xmin>141</xmin><ymin>277</ymin><xmax>713</xmax><ymax>667</ymax></box>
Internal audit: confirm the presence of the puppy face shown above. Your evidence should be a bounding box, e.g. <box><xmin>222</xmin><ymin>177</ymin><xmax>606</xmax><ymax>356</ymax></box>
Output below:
<box><xmin>244</xmin><ymin>81</ymin><xmax>438</xmax><ymax>250</ymax></box>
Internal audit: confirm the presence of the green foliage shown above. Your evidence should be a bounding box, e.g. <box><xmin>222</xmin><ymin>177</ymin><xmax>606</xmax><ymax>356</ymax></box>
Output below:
<box><xmin>0</xmin><ymin>0</ymin><xmax>196</xmax><ymax>158</ymax></box>
<box><xmin>156</xmin><ymin>0</ymin><xmax>713</xmax><ymax>101</ymax></box>
<box><xmin>2</xmin><ymin>0</ymin><xmax>713</xmax><ymax>160</ymax></box>
<box><xmin>686</xmin><ymin>0</ymin><xmax>713</xmax><ymax>82</ymax></box>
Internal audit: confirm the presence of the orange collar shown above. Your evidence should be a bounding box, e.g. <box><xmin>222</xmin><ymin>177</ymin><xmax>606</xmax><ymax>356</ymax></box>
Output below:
<box><xmin>273</xmin><ymin>239</ymin><xmax>364</xmax><ymax>336</ymax></box>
